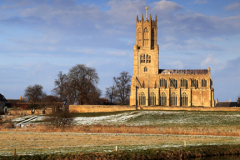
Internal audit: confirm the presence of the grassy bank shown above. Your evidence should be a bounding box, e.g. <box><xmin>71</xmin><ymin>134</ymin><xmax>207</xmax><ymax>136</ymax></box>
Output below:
<box><xmin>1</xmin><ymin>145</ymin><xmax>240</xmax><ymax>160</ymax></box>
<box><xmin>2</xmin><ymin>110</ymin><xmax>240</xmax><ymax>137</ymax></box>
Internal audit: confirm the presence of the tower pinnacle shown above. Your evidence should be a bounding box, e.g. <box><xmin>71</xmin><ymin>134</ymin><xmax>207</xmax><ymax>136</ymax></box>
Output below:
<box><xmin>146</xmin><ymin>6</ymin><xmax>149</xmax><ymax>20</ymax></box>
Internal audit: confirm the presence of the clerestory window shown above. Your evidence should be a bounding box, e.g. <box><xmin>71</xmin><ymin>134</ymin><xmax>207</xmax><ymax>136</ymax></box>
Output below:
<box><xmin>181</xmin><ymin>79</ymin><xmax>188</xmax><ymax>88</ymax></box>
<box><xmin>170</xmin><ymin>79</ymin><xmax>177</xmax><ymax>88</ymax></box>
<box><xmin>202</xmin><ymin>79</ymin><xmax>207</xmax><ymax>87</ymax></box>
<box><xmin>191</xmin><ymin>79</ymin><xmax>198</xmax><ymax>88</ymax></box>
<box><xmin>160</xmin><ymin>78</ymin><xmax>167</xmax><ymax>88</ymax></box>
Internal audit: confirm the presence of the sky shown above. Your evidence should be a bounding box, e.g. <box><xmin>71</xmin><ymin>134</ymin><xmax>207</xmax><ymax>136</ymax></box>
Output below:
<box><xmin>0</xmin><ymin>0</ymin><xmax>240</xmax><ymax>102</ymax></box>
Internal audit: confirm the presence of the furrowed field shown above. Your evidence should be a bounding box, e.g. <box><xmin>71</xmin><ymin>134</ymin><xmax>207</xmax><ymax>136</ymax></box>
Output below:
<box><xmin>1</xmin><ymin>110</ymin><xmax>240</xmax><ymax>156</ymax></box>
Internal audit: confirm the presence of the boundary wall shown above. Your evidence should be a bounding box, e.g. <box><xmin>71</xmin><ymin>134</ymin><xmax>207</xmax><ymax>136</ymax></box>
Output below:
<box><xmin>8</xmin><ymin>109</ymin><xmax>52</xmax><ymax>115</ymax></box>
<box><xmin>69</xmin><ymin>105</ymin><xmax>240</xmax><ymax>113</ymax></box>
<box><xmin>69</xmin><ymin>105</ymin><xmax>136</xmax><ymax>113</ymax></box>
<box><xmin>138</xmin><ymin>106</ymin><xmax>240</xmax><ymax>111</ymax></box>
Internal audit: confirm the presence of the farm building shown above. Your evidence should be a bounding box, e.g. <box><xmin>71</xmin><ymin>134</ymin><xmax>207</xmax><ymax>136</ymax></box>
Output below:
<box><xmin>215</xmin><ymin>98</ymin><xmax>240</xmax><ymax>107</ymax></box>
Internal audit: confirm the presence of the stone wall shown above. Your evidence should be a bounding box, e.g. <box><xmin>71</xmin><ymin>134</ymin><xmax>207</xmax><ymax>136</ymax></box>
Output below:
<box><xmin>138</xmin><ymin>106</ymin><xmax>240</xmax><ymax>111</ymax></box>
<box><xmin>8</xmin><ymin>108</ymin><xmax>52</xmax><ymax>115</ymax></box>
<box><xmin>69</xmin><ymin>105</ymin><xmax>240</xmax><ymax>113</ymax></box>
<box><xmin>69</xmin><ymin>105</ymin><xmax>136</xmax><ymax>113</ymax></box>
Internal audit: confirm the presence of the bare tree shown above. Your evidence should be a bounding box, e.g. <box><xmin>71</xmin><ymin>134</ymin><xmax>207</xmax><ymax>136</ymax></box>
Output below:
<box><xmin>24</xmin><ymin>84</ymin><xmax>46</xmax><ymax>103</ymax></box>
<box><xmin>113</xmin><ymin>71</ymin><xmax>132</xmax><ymax>105</ymax></box>
<box><xmin>105</xmin><ymin>85</ymin><xmax>117</xmax><ymax>104</ymax></box>
<box><xmin>52</xmin><ymin>64</ymin><xmax>101</xmax><ymax>105</ymax></box>
<box><xmin>52</xmin><ymin>71</ymin><xmax>68</xmax><ymax>102</ymax></box>
<box><xmin>68</xmin><ymin>64</ymin><xmax>99</xmax><ymax>105</ymax></box>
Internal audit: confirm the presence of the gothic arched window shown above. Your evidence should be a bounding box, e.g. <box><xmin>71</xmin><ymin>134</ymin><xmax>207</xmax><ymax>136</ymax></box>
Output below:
<box><xmin>181</xmin><ymin>92</ymin><xmax>188</xmax><ymax>106</ymax></box>
<box><xmin>140</xmin><ymin>54</ymin><xmax>145</xmax><ymax>63</ymax></box>
<box><xmin>138</xmin><ymin>28</ymin><xmax>142</xmax><ymax>46</ymax></box>
<box><xmin>146</xmin><ymin>54</ymin><xmax>151</xmax><ymax>63</ymax></box>
<box><xmin>144</xmin><ymin>67</ymin><xmax>148</xmax><ymax>72</ymax></box>
<box><xmin>151</xmin><ymin>28</ymin><xmax>154</xmax><ymax>49</ymax></box>
<box><xmin>160</xmin><ymin>79</ymin><xmax>167</xmax><ymax>88</ymax></box>
<box><xmin>181</xmin><ymin>79</ymin><xmax>188</xmax><ymax>88</ymax></box>
<box><xmin>170</xmin><ymin>79</ymin><xmax>177</xmax><ymax>88</ymax></box>
<box><xmin>140</xmin><ymin>54</ymin><xmax>151</xmax><ymax>63</ymax></box>
<box><xmin>170</xmin><ymin>92</ymin><xmax>177</xmax><ymax>106</ymax></box>
<box><xmin>160</xmin><ymin>92</ymin><xmax>167</xmax><ymax>106</ymax></box>
<box><xmin>149</xmin><ymin>92</ymin><xmax>156</xmax><ymax>106</ymax></box>
<box><xmin>139</xmin><ymin>92</ymin><xmax>146</xmax><ymax>106</ymax></box>
<box><xmin>142</xmin><ymin>81</ymin><xmax>145</xmax><ymax>88</ymax></box>
<box><xmin>202</xmin><ymin>79</ymin><xmax>207</xmax><ymax>87</ymax></box>
<box><xmin>191</xmin><ymin>79</ymin><xmax>198</xmax><ymax>88</ymax></box>
<box><xmin>143</xmin><ymin>28</ymin><xmax>149</xmax><ymax>46</ymax></box>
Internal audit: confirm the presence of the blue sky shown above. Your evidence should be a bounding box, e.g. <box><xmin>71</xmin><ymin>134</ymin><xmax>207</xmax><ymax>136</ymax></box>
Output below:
<box><xmin>0</xmin><ymin>0</ymin><xmax>240</xmax><ymax>102</ymax></box>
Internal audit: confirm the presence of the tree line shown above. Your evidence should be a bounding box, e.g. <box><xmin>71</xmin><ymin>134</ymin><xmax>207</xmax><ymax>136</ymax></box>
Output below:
<box><xmin>24</xmin><ymin>64</ymin><xmax>131</xmax><ymax>105</ymax></box>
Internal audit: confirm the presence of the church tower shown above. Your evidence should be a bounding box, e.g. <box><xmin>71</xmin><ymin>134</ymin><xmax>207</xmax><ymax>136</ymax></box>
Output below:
<box><xmin>133</xmin><ymin>7</ymin><xmax>159</xmax><ymax>76</ymax></box>
<box><xmin>130</xmin><ymin>7</ymin><xmax>159</xmax><ymax>106</ymax></box>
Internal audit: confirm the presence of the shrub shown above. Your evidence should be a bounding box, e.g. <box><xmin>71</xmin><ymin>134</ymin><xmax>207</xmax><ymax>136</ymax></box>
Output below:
<box><xmin>46</xmin><ymin>112</ymin><xmax>75</xmax><ymax>128</ymax></box>
<box><xmin>5</xmin><ymin>118</ymin><xmax>15</xmax><ymax>128</ymax></box>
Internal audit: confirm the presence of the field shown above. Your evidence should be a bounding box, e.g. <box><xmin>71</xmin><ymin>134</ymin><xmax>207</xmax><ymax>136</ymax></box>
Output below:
<box><xmin>1</xmin><ymin>110</ymin><xmax>240</xmax><ymax>156</ymax></box>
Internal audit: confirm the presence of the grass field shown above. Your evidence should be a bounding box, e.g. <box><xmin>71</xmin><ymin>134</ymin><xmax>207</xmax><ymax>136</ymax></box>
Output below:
<box><xmin>1</xmin><ymin>131</ymin><xmax>240</xmax><ymax>156</ymax></box>
<box><xmin>1</xmin><ymin>110</ymin><xmax>240</xmax><ymax>156</ymax></box>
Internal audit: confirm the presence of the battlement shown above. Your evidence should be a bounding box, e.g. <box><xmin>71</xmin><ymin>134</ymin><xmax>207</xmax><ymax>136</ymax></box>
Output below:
<box><xmin>136</xmin><ymin>14</ymin><xmax>157</xmax><ymax>24</ymax></box>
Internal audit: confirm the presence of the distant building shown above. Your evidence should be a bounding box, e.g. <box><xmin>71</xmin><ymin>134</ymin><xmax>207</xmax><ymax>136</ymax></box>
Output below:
<box><xmin>129</xmin><ymin>8</ymin><xmax>215</xmax><ymax>107</ymax></box>
<box><xmin>215</xmin><ymin>98</ymin><xmax>240</xmax><ymax>107</ymax></box>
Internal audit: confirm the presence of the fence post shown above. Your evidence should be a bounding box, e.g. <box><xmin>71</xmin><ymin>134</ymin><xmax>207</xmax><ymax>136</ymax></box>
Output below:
<box><xmin>13</xmin><ymin>148</ymin><xmax>16</xmax><ymax>156</ymax></box>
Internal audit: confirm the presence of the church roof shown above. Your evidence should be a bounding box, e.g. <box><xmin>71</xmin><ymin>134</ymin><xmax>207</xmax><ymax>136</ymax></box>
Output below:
<box><xmin>159</xmin><ymin>69</ymin><xmax>209</xmax><ymax>75</ymax></box>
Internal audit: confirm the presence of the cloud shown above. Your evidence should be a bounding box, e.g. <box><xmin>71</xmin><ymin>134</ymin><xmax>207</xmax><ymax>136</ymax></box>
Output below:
<box><xmin>170</xmin><ymin>60</ymin><xmax>184</xmax><ymax>69</ymax></box>
<box><xmin>106</xmin><ymin>50</ymin><xmax>128</xmax><ymax>56</ymax></box>
<box><xmin>153</xmin><ymin>0</ymin><xmax>183</xmax><ymax>12</ymax></box>
<box><xmin>212</xmin><ymin>57</ymin><xmax>240</xmax><ymax>101</ymax></box>
<box><xmin>2</xmin><ymin>0</ymin><xmax>240</xmax><ymax>39</ymax></box>
<box><xmin>160</xmin><ymin>38</ymin><xmax>223</xmax><ymax>52</ymax></box>
<box><xmin>201</xmin><ymin>55</ymin><xmax>220</xmax><ymax>68</ymax></box>
<box><xmin>194</xmin><ymin>0</ymin><xmax>207</xmax><ymax>4</ymax></box>
<box><xmin>106</xmin><ymin>0</ymin><xmax>145</xmax><ymax>25</ymax></box>
<box><xmin>225</xmin><ymin>3</ymin><xmax>240</xmax><ymax>11</ymax></box>
<box><xmin>152</xmin><ymin>0</ymin><xmax>183</xmax><ymax>18</ymax></box>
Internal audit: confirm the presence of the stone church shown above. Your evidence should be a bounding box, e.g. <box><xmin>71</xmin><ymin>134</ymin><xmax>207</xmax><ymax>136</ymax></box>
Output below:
<box><xmin>130</xmin><ymin>9</ymin><xmax>215</xmax><ymax>107</ymax></box>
